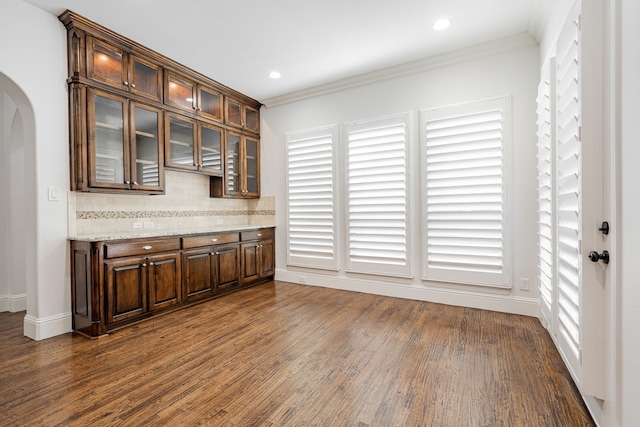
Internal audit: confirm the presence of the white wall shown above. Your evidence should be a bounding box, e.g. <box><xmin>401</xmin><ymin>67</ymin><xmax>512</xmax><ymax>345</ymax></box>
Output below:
<box><xmin>0</xmin><ymin>0</ymin><xmax>70</xmax><ymax>338</ymax></box>
<box><xmin>262</xmin><ymin>37</ymin><xmax>541</xmax><ymax>316</ymax></box>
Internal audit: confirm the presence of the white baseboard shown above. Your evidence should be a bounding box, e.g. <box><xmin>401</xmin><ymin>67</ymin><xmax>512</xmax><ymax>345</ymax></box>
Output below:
<box><xmin>275</xmin><ymin>268</ymin><xmax>539</xmax><ymax>317</ymax></box>
<box><xmin>23</xmin><ymin>312</ymin><xmax>72</xmax><ymax>341</ymax></box>
<box><xmin>0</xmin><ymin>293</ymin><xmax>27</xmax><ymax>312</ymax></box>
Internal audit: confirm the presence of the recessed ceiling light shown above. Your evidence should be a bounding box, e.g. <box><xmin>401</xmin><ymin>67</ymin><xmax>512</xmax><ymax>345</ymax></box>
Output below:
<box><xmin>269</xmin><ymin>71</ymin><xmax>282</xmax><ymax>79</ymax></box>
<box><xmin>433</xmin><ymin>18</ymin><xmax>452</xmax><ymax>31</ymax></box>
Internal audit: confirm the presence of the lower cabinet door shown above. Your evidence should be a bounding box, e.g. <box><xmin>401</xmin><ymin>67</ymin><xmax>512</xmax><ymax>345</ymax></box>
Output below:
<box><xmin>241</xmin><ymin>242</ymin><xmax>260</xmax><ymax>283</ymax></box>
<box><xmin>214</xmin><ymin>244</ymin><xmax>240</xmax><ymax>292</ymax></box>
<box><xmin>260</xmin><ymin>239</ymin><xmax>275</xmax><ymax>277</ymax></box>
<box><xmin>148</xmin><ymin>253</ymin><xmax>181</xmax><ymax>311</ymax></box>
<box><xmin>182</xmin><ymin>248</ymin><xmax>215</xmax><ymax>301</ymax></box>
<box><xmin>105</xmin><ymin>257</ymin><xmax>147</xmax><ymax>324</ymax></box>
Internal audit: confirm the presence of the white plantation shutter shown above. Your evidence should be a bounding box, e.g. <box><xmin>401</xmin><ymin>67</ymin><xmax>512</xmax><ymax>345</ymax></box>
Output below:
<box><xmin>555</xmin><ymin>10</ymin><xmax>582</xmax><ymax>372</ymax></box>
<box><xmin>346</xmin><ymin>115</ymin><xmax>410</xmax><ymax>276</ymax></box>
<box><xmin>286</xmin><ymin>126</ymin><xmax>338</xmax><ymax>269</ymax></box>
<box><xmin>537</xmin><ymin>61</ymin><xmax>555</xmax><ymax>327</ymax></box>
<box><xmin>422</xmin><ymin>98</ymin><xmax>509</xmax><ymax>287</ymax></box>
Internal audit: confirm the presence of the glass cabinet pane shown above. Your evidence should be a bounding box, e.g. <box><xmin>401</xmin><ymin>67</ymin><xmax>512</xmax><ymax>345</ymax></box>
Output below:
<box><xmin>226</xmin><ymin>99</ymin><xmax>242</xmax><ymax>127</ymax></box>
<box><xmin>168</xmin><ymin>115</ymin><xmax>195</xmax><ymax>167</ymax></box>
<box><xmin>94</xmin><ymin>95</ymin><xmax>125</xmax><ymax>184</ymax></box>
<box><xmin>245</xmin><ymin>107</ymin><xmax>259</xmax><ymax>133</ymax></box>
<box><xmin>245</xmin><ymin>137</ymin><xmax>259</xmax><ymax>194</ymax></box>
<box><xmin>91</xmin><ymin>40</ymin><xmax>125</xmax><ymax>87</ymax></box>
<box><xmin>200</xmin><ymin>125</ymin><xmax>222</xmax><ymax>172</ymax></box>
<box><xmin>131</xmin><ymin>57</ymin><xmax>160</xmax><ymax>100</ymax></box>
<box><xmin>226</xmin><ymin>133</ymin><xmax>241</xmax><ymax>194</ymax></box>
<box><xmin>133</xmin><ymin>106</ymin><xmax>160</xmax><ymax>187</ymax></box>
<box><xmin>167</xmin><ymin>74</ymin><xmax>194</xmax><ymax>110</ymax></box>
<box><xmin>199</xmin><ymin>88</ymin><xmax>222</xmax><ymax>120</ymax></box>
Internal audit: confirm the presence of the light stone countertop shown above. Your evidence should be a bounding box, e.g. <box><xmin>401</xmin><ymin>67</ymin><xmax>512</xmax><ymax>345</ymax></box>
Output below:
<box><xmin>69</xmin><ymin>224</ymin><xmax>275</xmax><ymax>242</ymax></box>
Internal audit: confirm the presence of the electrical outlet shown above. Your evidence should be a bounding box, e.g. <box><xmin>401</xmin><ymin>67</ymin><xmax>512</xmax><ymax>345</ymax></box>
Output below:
<box><xmin>520</xmin><ymin>278</ymin><xmax>530</xmax><ymax>291</ymax></box>
<box><xmin>143</xmin><ymin>221</ymin><xmax>154</xmax><ymax>229</ymax></box>
<box><xmin>298</xmin><ymin>276</ymin><xmax>307</xmax><ymax>284</ymax></box>
<box><xmin>133</xmin><ymin>222</ymin><xmax>143</xmax><ymax>229</ymax></box>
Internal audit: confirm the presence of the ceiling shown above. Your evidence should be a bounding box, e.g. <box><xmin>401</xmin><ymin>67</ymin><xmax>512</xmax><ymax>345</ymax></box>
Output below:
<box><xmin>23</xmin><ymin>0</ymin><xmax>549</xmax><ymax>104</ymax></box>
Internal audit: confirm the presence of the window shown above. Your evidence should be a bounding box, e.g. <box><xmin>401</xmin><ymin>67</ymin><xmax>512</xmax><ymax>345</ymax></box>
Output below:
<box><xmin>421</xmin><ymin>97</ymin><xmax>510</xmax><ymax>287</ymax></box>
<box><xmin>286</xmin><ymin>126</ymin><xmax>338</xmax><ymax>269</ymax></box>
<box><xmin>345</xmin><ymin>115</ymin><xmax>410</xmax><ymax>276</ymax></box>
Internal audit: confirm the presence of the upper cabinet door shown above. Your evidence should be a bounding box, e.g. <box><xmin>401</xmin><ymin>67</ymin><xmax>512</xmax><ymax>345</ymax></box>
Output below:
<box><xmin>165</xmin><ymin>112</ymin><xmax>197</xmax><ymax>171</ymax></box>
<box><xmin>244</xmin><ymin>105</ymin><xmax>260</xmax><ymax>134</ymax></box>
<box><xmin>88</xmin><ymin>37</ymin><xmax>127</xmax><ymax>91</ymax></box>
<box><xmin>130</xmin><ymin>103</ymin><xmax>164</xmax><ymax>191</ymax></box>
<box><xmin>88</xmin><ymin>89</ymin><xmax>130</xmax><ymax>190</ymax></box>
<box><xmin>87</xmin><ymin>37</ymin><xmax>162</xmax><ymax>101</ymax></box>
<box><xmin>129</xmin><ymin>56</ymin><xmax>163</xmax><ymax>101</ymax></box>
<box><xmin>165</xmin><ymin>72</ymin><xmax>196</xmax><ymax>111</ymax></box>
<box><xmin>197</xmin><ymin>85</ymin><xmax>223</xmax><ymax>122</ymax></box>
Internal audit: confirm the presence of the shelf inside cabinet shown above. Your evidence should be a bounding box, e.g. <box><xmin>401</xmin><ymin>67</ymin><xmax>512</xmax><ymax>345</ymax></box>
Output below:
<box><xmin>96</xmin><ymin>121</ymin><xmax>123</xmax><ymax>131</ymax></box>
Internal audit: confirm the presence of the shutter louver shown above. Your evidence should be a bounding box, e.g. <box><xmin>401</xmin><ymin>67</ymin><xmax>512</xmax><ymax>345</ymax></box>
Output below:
<box><xmin>346</xmin><ymin>116</ymin><xmax>409</xmax><ymax>276</ymax></box>
<box><xmin>555</xmin><ymin>14</ymin><xmax>582</xmax><ymax>363</ymax></box>
<box><xmin>537</xmin><ymin>64</ymin><xmax>555</xmax><ymax>325</ymax></box>
<box><xmin>286</xmin><ymin>128</ymin><xmax>337</xmax><ymax>269</ymax></box>
<box><xmin>423</xmin><ymin>98</ymin><xmax>508</xmax><ymax>287</ymax></box>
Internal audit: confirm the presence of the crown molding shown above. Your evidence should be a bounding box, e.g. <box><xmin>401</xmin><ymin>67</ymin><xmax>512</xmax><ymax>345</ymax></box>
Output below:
<box><xmin>261</xmin><ymin>32</ymin><xmax>538</xmax><ymax>108</ymax></box>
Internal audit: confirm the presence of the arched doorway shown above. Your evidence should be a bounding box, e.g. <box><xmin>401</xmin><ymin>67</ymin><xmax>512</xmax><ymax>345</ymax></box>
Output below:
<box><xmin>0</xmin><ymin>73</ymin><xmax>37</xmax><ymax>327</ymax></box>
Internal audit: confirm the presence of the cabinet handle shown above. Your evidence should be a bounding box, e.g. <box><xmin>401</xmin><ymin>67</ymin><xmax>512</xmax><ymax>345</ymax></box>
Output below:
<box><xmin>211</xmin><ymin>238</ymin><xmax>218</xmax><ymax>243</ymax></box>
<box><xmin>142</xmin><ymin>245</ymin><xmax>152</xmax><ymax>250</ymax></box>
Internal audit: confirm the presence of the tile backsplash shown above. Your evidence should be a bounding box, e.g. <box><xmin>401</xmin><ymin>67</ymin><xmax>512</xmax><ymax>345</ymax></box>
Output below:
<box><xmin>68</xmin><ymin>171</ymin><xmax>275</xmax><ymax>238</ymax></box>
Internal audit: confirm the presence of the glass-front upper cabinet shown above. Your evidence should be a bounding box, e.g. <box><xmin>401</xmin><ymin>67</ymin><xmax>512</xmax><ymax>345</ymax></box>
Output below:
<box><xmin>131</xmin><ymin>104</ymin><xmax>164</xmax><ymax>191</ymax></box>
<box><xmin>197</xmin><ymin>86</ymin><xmax>223</xmax><ymax>122</ymax></box>
<box><xmin>88</xmin><ymin>88</ymin><xmax>164</xmax><ymax>193</ymax></box>
<box><xmin>166</xmin><ymin>72</ymin><xmax>223</xmax><ymax>122</ymax></box>
<box><xmin>224</xmin><ymin>97</ymin><xmax>260</xmax><ymax>134</ymax></box>
<box><xmin>165</xmin><ymin>73</ymin><xmax>195</xmax><ymax>111</ymax></box>
<box><xmin>165</xmin><ymin>113</ymin><xmax>196</xmax><ymax>171</ymax></box>
<box><xmin>244</xmin><ymin>136</ymin><xmax>259</xmax><ymax>196</ymax></box>
<box><xmin>87</xmin><ymin>37</ymin><xmax>162</xmax><ymax>101</ymax></box>
<box><xmin>225</xmin><ymin>131</ymin><xmax>259</xmax><ymax>198</ymax></box>
<box><xmin>199</xmin><ymin>123</ymin><xmax>223</xmax><ymax>175</ymax></box>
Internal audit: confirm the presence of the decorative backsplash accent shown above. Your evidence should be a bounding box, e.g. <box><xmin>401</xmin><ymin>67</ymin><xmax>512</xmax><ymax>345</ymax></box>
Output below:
<box><xmin>76</xmin><ymin>210</ymin><xmax>275</xmax><ymax>219</ymax></box>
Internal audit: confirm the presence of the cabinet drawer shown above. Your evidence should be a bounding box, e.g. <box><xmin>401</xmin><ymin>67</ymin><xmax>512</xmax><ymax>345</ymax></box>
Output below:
<box><xmin>104</xmin><ymin>238</ymin><xmax>181</xmax><ymax>258</ymax></box>
<box><xmin>182</xmin><ymin>232</ymin><xmax>240</xmax><ymax>249</ymax></box>
<box><xmin>241</xmin><ymin>228</ymin><xmax>273</xmax><ymax>241</ymax></box>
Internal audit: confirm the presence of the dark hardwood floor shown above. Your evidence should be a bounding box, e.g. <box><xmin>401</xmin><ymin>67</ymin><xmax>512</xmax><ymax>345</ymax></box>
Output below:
<box><xmin>1</xmin><ymin>281</ymin><xmax>594</xmax><ymax>426</ymax></box>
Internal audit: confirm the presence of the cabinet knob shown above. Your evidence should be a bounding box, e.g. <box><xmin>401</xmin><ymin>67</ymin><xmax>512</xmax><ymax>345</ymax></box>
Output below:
<box><xmin>149</xmin><ymin>261</ymin><xmax>154</xmax><ymax>266</ymax></box>
<box><xmin>142</xmin><ymin>263</ymin><xmax>147</xmax><ymax>267</ymax></box>
<box><xmin>257</xmin><ymin>233</ymin><xmax>262</xmax><ymax>237</ymax></box>
<box><xmin>142</xmin><ymin>245</ymin><xmax>152</xmax><ymax>250</ymax></box>
<box><xmin>124</xmin><ymin>81</ymin><xmax>129</xmax><ymax>86</ymax></box>
<box><xmin>125</xmin><ymin>180</ymin><xmax>131</xmax><ymax>185</ymax></box>
<box><xmin>211</xmin><ymin>238</ymin><xmax>218</xmax><ymax>243</ymax></box>
<box><xmin>133</xmin><ymin>181</ymin><xmax>139</xmax><ymax>186</ymax></box>
<box><xmin>131</xmin><ymin>83</ymin><xmax>136</xmax><ymax>88</ymax></box>
<box><xmin>210</xmin><ymin>252</ymin><xmax>214</xmax><ymax>256</ymax></box>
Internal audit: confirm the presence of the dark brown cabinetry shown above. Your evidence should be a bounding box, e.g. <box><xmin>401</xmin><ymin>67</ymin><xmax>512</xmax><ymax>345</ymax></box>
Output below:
<box><xmin>165</xmin><ymin>113</ymin><xmax>224</xmax><ymax>175</ymax></box>
<box><xmin>70</xmin><ymin>227</ymin><xmax>274</xmax><ymax>338</ymax></box>
<box><xmin>241</xmin><ymin>228</ymin><xmax>275</xmax><ymax>284</ymax></box>
<box><xmin>224</xmin><ymin>132</ymin><xmax>260</xmax><ymax>198</ymax></box>
<box><xmin>87</xmin><ymin>36</ymin><xmax>163</xmax><ymax>101</ymax></box>
<box><xmin>87</xmin><ymin>88</ymin><xmax>164</xmax><ymax>193</ymax></box>
<box><xmin>61</xmin><ymin>11</ymin><xmax>261</xmax><ymax>198</ymax></box>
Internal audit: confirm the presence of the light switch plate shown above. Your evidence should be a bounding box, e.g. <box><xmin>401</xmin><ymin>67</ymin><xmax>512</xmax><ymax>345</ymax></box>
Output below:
<box><xmin>47</xmin><ymin>187</ymin><xmax>60</xmax><ymax>201</ymax></box>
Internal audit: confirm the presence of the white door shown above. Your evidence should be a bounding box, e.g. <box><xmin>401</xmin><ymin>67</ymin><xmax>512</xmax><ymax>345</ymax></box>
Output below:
<box><xmin>538</xmin><ymin>0</ymin><xmax>607</xmax><ymax>399</ymax></box>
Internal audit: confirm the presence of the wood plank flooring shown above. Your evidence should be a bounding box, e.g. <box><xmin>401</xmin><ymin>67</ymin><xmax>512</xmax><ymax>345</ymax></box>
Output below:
<box><xmin>1</xmin><ymin>281</ymin><xmax>594</xmax><ymax>426</ymax></box>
